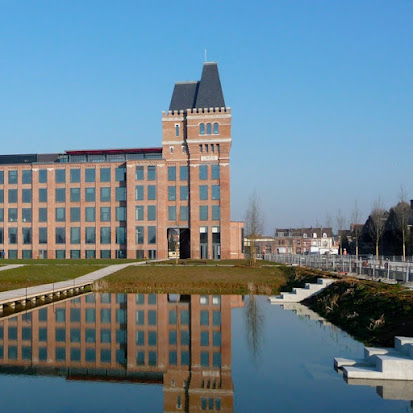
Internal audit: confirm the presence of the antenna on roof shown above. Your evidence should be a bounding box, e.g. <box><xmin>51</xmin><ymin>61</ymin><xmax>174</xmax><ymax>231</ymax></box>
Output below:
<box><xmin>204</xmin><ymin>49</ymin><xmax>207</xmax><ymax>62</ymax></box>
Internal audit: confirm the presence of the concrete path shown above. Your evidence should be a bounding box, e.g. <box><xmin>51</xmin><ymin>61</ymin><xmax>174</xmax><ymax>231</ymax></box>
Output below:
<box><xmin>0</xmin><ymin>260</ymin><xmax>154</xmax><ymax>307</ymax></box>
<box><xmin>0</xmin><ymin>264</ymin><xmax>25</xmax><ymax>272</ymax></box>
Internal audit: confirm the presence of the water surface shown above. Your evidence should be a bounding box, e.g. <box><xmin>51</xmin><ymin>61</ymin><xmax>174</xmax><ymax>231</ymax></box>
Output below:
<box><xmin>0</xmin><ymin>293</ymin><xmax>410</xmax><ymax>412</ymax></box>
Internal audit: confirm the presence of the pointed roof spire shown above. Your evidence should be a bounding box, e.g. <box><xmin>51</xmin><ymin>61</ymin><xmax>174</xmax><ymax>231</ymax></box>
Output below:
<box><xmin>195</xmin><ymin>62</ymin><xmax>225</xmax><ymax>109</ymax></box>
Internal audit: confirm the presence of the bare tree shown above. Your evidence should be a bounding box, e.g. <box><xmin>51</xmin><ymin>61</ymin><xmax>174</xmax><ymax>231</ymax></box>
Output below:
<box><xmin>324</xmin><ymin>213</ymin><xmax>333</xmax><ymax>229</ymax></box>
<box><xmin>393</xmin><ymin>187</ymin><xmax>411</xmax><ymax>261</ymax></box>
<box><xmin>336</xmin><ymin>209</ymin><xmax>346</xmax><ymax>255</ymax></box>
<box><xmin>351</xmin><ymin>201</ymin><xmax>362</xmax><ymax>260</ymax></box>
<box><xmin>369</xmin><ymin>197</ymin><xmax>387</xmax><ymax>257</ymax></box>
<box><xmin>245</xmin><ymin>191</ymin><xmax>264</xmax><ymax>265</ymax></box>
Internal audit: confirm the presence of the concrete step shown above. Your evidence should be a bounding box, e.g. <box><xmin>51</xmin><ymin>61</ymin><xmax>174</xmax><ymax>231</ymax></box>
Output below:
<box><xmin>317</xmin><ymin>278</ymin><xmax>335</xmax><ymax>286</ymax></box>
<box><xmin>376</xmin><ymin>355</ymin><xmax>413</xmax><ymax>379</ymax></box>
<box><xmin>304</xmin><ymin>283</ymin><xmax>322</xmax><ymax>290</ymax></box>
<box><xmin>334</xmin><ymin>357</ymin><xmax>369</xmax><ymax>369</ymax></box>
<box><xmin>395</xmin><ymin>337</ymin><xmax>413</xmax><ymax>357</ymax></box>
<box><xmin>343</xmin><ymin>365</ymin><xmax>384</xmax><ymax>380</ymax></box>
<box><xmin>364</xmin><ymin>347</ymin><xmax>399</xmax><ymax>362</ymax></box>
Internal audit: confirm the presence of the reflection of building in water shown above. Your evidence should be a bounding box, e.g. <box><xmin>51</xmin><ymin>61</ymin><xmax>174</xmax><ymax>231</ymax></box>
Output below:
<box><xmin>0</xmin><ymin>293</ymin><xmax>243</xmax><ymax>412</ymax></box>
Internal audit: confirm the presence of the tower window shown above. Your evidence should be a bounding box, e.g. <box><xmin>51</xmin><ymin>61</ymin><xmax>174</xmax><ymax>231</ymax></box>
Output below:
<box><xmin>213</xmin><ymin>122</ymin><xmax>219</xmax><ymax>134</ymax></box>
<box><xmin>200</xmin><ymin>123</ymin><xmax>205</xmax><ymax>135</ymax></box>
<box><xmin>206</xmin><ymin>123</ymin><xmax>212</xmax><ymax>134</ymax></box>
<box><xmin>170</xmin><ymin>146</ymin><xmax>174</xmax><ymax>154</ymax></box>
<box><xmin>175</xmin><ymin>124</ymin><xmax>180</xmax><ymax>137</ymax></box>
<box><xmin>199</xmin><ymin>145</ymin><xmax>203</xmax><ymax>153</ymax></box>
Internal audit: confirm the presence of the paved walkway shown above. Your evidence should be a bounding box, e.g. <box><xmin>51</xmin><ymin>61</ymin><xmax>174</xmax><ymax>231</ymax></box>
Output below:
<box><xmin>0</xmin><ymin>264</ymin><xmax>25</xmax><ymax>272</ymax></box>
<box><xmin>0</xmin><ymin>260</ymin><xmax>153</xmax><ymax>306</ymax></box>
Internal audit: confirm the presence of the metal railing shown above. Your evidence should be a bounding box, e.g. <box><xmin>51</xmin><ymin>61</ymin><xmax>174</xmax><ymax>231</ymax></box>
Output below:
<box><xmin>266</xmin><ymin>254</ymin><xmax>412</xmax><ymax>283</ymax></box>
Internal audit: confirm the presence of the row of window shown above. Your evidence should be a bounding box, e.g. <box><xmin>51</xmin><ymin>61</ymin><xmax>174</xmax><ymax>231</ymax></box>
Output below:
<box><xmin>0</xmin><ymin>187</ymin><xmax>126</xmax><ymax>204</ymax></box>
<box><xmin>199</xmin><ymin>122</ymin><xmax>219</xmax><ymax>135</ymax></box>
<box><xmin>168</xmin><ymin>165</ymin><xmax>220</xmax><ymax>181</ymax></box>
<box><xmin>166</xmin><ymin>185</ymin><xmax>220</xmax><ymax>201</ymax></box>
<box><xmin>0</xmin><ymin>168</ymin><xmax>127</xmax><ymax>185</ymax></box>
<box><xmin>0</xmin><ymin>226</ymin><xmax>142</xmax><ymax>245</ymax></box>
<box><xmin>165</xmin><ymin>205</ymin><xmax>220</xmax><ymax>221</ymax></box>
<box><xmin>1</xmin><ymin>249</ymin><xmax>133</xmax><ymax>259</ymax></box>
<box><xmin>199</xmin><ymin>144</ymin><xmax>219</xmax><ymax>153</ymax></box>
<box><xmin>0</xmin><ymin>206</ymin><xmax>131</xmax><ymax>223</ymax></box>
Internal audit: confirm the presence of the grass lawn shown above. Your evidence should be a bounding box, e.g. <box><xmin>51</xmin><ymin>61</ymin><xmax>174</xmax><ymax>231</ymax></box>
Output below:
<box><xmin>99</xmin><ymin>263</ymin><xmax>287</xmax><ymax>294</ymax></box>
<box><xmin>151</xmin><ymin>259</ymin><xmax>278</xmax><ymax>266</ymax></box>
<box><xmin>0</xmin><ymin>264</ymin><xmax>109</xmax><ymax>292</ymax></box>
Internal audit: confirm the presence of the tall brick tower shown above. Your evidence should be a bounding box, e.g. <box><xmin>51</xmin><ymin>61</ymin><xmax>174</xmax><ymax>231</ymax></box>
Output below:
<box><xmin>162</xmin><ymin>63</ymin><xmax>232</xmax><ymax>259</ymax></box>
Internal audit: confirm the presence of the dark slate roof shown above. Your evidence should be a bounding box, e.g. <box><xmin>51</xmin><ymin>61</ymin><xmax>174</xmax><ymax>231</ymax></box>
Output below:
<box><xmin>169</xmin><ymin>81</ymin><xmax>199</xmax><ymax>112</ymax></box>
<box><xmin>169</xmin><ymin>62</ymin><xmax>226</xmax><ymax>111</ymax></box>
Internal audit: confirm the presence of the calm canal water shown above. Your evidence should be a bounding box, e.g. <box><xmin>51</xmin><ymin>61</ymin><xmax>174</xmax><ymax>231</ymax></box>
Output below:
<box><xmin>0</xmin><ymin>292</ymin><xmax>410</xmax><ymax>412</ymax></box>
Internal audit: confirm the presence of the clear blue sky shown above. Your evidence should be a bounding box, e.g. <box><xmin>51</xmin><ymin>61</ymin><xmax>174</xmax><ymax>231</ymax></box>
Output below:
<box><xmin>1</xmin><ymin>1</ymin><xmax>412</xmax><ymax>233</ymax></box>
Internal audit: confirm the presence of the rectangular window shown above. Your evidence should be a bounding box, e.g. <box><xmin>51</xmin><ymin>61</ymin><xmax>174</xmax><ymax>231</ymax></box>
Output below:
<box><xmin>100</xmin><ymin>187</ymin><xmax>111</xmax><ymax>202</ymax></box>
<box><xmin>39</xmin><ymin>169</ymin><xmax>47</xmax><ymax>183</ymax></box>
<box><xmin>70</xmin><ymin>227</ymin><xmax>80</xmax><ymax>244</ymax></box>
<box><xmin>70</xmin><ymin>187</ymin><xmax>80</xmax><ymax>202</ymax></box>
<box><xmin>70</xmin><ymin>207</ymin><xmax>80</xmax><ymax>222</ymax></box>
<box><xmin>99</xmin><ymin>168</ymin><xmax>110</xmax><ymax>182</ymax></box>
<box><xmin>213</xmin><ymin>311</ymin><xmax>221</xmax><ymax>326</ymax></box>
<box><xmin>136</xmin><ymin>226</ymin><xmax>144</xmax><ymax>244</ymax></box>
<box><xmin>85</xmin><ymin>187</ymin><xmax>95</xmax><ymax>202</ymax></box>
<box><xmin>56</xmin><ymin>207</ymin><xmax>65</xmax><ymax>222</ymax></box>
<box><xmin>0</xmin><ymin>171</ymin><xmax>3</xmax><ymax>184</ymax></box>
<box><xmin>180</xmin><ymin>206</ymin><xmax>188</xmax><ymax>221</ymax></box>
<box><xmin>200</xmin><ymin>310</ymin><xmax>209</xmax><ymax>326</ymax></box>
<box><xmin>201</xmin><ymin>331</ymin><xmax>209</xmax><ymax>346</ymax></box>
<box><xmin>22</xmin><ymin>228</ymin><xmax>32</xmax><ymax>244</ymax></box>
<box><xmin>199</xmin><ymin>165</ymin><xmax>208</xmax><ymax>180</ymax></box>
<box><xmin>23</xmin><ymin>190</ymin><xmax>32</xmax><ymax>204</ymax></box>
<box><xmin>85</xmin><ymin>227</ymin><xmax>96</xmax><ymax>244</ymax></box>
<box><xmin>85</xmin><ymin>168</ymin><xmax>96</xmax><ymax>182</ymax></box>
<box><xmin>148</xmin><ymin>226</ymin><xmax>156</xmax><ymax>244</ymax></box>
<box><xmin>55</xmin><ymin>169</ymin><xmax>66</xmax><ymax>183</ymax></box>
<box><xmin>200</xmin><ymin>206</ymin><xmax>208</xmax><ymax>221</ymax></box>
<box><xmin>180</xmin><ymin>166</ymin><xmax>188</xmax><ymax>181</ymax></box>
<box><xmin>213</xmin><ymin>331</ymin><xmax>221</xmax><ymax>346</ymax></box>
<box><xmin>181</xmin><ymin>310</ymin><xmax>189</xmax><ymax>325</ymax></box>
<box><xmin>201</xmin><ymin>352</ymin><xmax>209</xmax><ymax>367</ymax></box>
<box><xmin>100</xmin><ymin>227</ymin><xmax>111</xmax><ymax>244</ymax></box>
<box><xmin>180</xmin><ymin>186</ymin><xmax>188</xmax><ymax>200</ymax></box>
<box><xmin>200</xmin><ymin>185</ymin><xmax>208</xmax><ymax>200</ymax></box>
<box><xmin>39</xmin><ymin>208</ymin><xmax>47</xmax><ymax>222</ymax></box>
<box><xmin>116</xmin><ymin>227</ymin><xmax>126</xmax><ymax>244</ymax></box>
<box><xmin>212</xmin><ymin>164</ymin><xmax>220</xmax><ymax>179</ymax></box>
<box><xmin>168</xmin><ymin>206</ymin><xmax>176</xmax><ymax>221</ymax></box>
<box><xmin>147</xmin><ymin>185</ymin><xmax>156</xmax><ymax>200</ymax></box>
<box><xmin>70</xmin><ymin>169</ymin><xmax>80</xmax><ymax>183</ymax></box>
<box><xmin>22</xmin><ymin>208</ymin><xmax>32</xmax><ymax>222</ymax></box>
<box><xmin>147</xmin><ymin>165</ymin><xmax>156</xmax><ymax>180</ymax></box>
<box><xmin>135</xmin><ymin>185</ymin><xmax>144</xmax><ymax>201</ymax></box>
<box><xmin>8</xmin><ymin>208</ymin><xmax>17</xmax><ymax>222</ymax></box>
<box><xmin>8</xmin><ymin>171</ymin><xmax>18</xmax><ymax>184</ymax></box>
<box><xmin>168</xmin><ymin>186</ymin><xmax>176</xmax><ymax>201</ymax></box>
<box><xmin>55</xmin><ymin>227</ymin><xmax>66</xmax><ymax>244</ymax></box>
<box><xmin>55</xmin><ymin>188</ymin><xmax>65</xmax><ymax>203</ymax></box>
<box><xmin>85</xmin><ymin>207</ymin><xmax>95</xmax><ymax>222</ymax></box>
<box><xmin>212</xmin><ymin>206</ymin><xmax>221</xmax><ymax>220</ymax></box>
<box><xmin>115</xmin><ymin>187</ymin><xmax>126</xmax><ymax>201</ymax></box>
<box><xmin>100</xmin><ymin>207</ymin><xmax>111</xmax><ymax>222</ymax></box>
<box><xmin>168</xmin><ymin>166</ymin><xmax>176</xmax><ymax>181</ymax></box>
<box><xmin>0</xmin><ymin>208</ymin><xmax>3</xmax><ymax>223</ymax></box>
<box><xmin>8</xmin><ymin>228</ymin><xmax>17</xmax><ymax>244</ymax></box>
<box><xmin>115</xmin><ymin>167</ymin><xmax>126</xmax><ymax>182</ymax></box>
<box><xmin>116</xmin><ymin>206</ymin><xmax>126</xmax><ymax>221</ymax></box>
<box><xmin>0</xmin><ymin>189</ymin><xmax>3</xmax><ymax>203</ymax></box>
<box><xmin>38</xmin><ymin>188</ymin><xmax>47</xmax><ymax>203</ymax></box>
<box><xmin>136</xmin><ymin>206</ymin><xmax>144</xmax><ymax>221</ymax></box>
<box><xmin>136</xmin><ymin>166</ymin><xmax>144</xmax><ymax>180</ymax></box>
<box><xmin>212</xmin><ymin>185</ymin><xmax>220</xmax><ymax>200</ymax></box>
<box><xmin>8</xmin><ymin>189</ymin><xmax>17</xmax><ymax>203</ymax></box>
<box><xmin>147</xmin><ymin>205</ymin><xmax>156</xmax><ymax>221</ymax></box>
<box><xmin>22</xmin><ymin>170</ymin><xmax>32</xmax><ymax>184</ymax></box>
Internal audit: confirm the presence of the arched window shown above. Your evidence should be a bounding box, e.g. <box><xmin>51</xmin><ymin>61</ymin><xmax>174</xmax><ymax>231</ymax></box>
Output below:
<box><xmin>206</xmin><ymin>123</ymin><xmax>212</xmax><ymax>134</ymax></box>
<box><xmin>170</xmin><ymin>146</ymin><xmax>174</xmax><ymax>154</ymax></box>
<box><xmin>213</xmin><ymin>122</ymin><xmax>219</xmax><ymax>134</ymax></box>
<box><xmin>303</xmin><ymin>233</ymin><xmax>307</xmax><ymax>238</ymax></box>
<box><xmin>175</xmin><ymin>124</ymin><xmax>180</xmax><ymax>137</ymax></box>
<box><xmin>200</xmin><ymin>123</ymin><xmax>205</xmax><ymax>135</ymax></box>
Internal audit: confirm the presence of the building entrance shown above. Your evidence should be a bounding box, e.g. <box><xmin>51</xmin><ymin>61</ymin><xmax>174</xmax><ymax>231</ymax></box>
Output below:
<box><xmin>167</xmin><ymin>228</ymin><xmax>191</xmax><ymax>260</ymax></box>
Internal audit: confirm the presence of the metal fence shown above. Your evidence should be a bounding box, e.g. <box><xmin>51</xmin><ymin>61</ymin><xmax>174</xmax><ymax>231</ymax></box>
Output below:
<box><xmin>266</xmin><ymin>254</ymin><xmax>413</xmax><ymax>283</ymax></box>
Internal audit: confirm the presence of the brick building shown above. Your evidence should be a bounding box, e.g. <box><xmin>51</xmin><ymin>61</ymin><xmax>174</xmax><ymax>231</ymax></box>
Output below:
<box><xmin>0</xmin><ymin>63</ymin><xmax>244</xmax><ymax>260</ymax></box>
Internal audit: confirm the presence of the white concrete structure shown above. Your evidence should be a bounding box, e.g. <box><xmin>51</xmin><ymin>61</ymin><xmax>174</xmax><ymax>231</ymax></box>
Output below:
<box><xmin>268</xmin><ymin>278</ymin><xmax>336</xmax><ymax>303</ymax></box>
<box><xmin>335</xmin><ymin>336</ymin><xmax>413</xmax><ymax>381</ymax></box>
<box><xmin>272</xmin><ymin>302</ymin><xmax>333</xmax><ymax>326</ymax></box>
